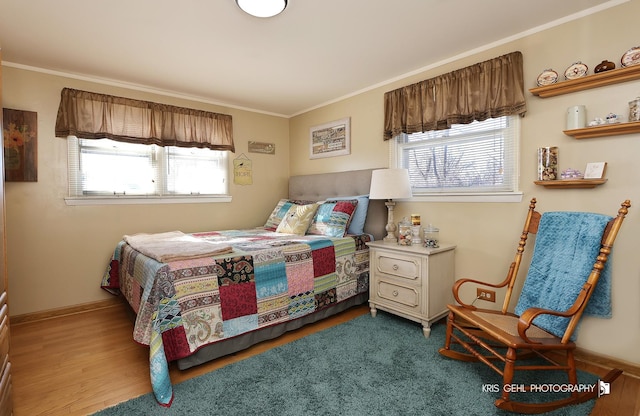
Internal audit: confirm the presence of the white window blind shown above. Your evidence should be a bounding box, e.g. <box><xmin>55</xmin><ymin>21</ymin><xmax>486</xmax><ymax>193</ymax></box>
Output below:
<box><xmin>395</xmin><ymin>116</ymin><xmax>519</xmax><ymax>195</ymax></box>
<box><xmin>164</xmin><ymin>146</ymin><xmax>227</xmax><ymax>195</ymax></box>
<box><xmin>67</xmin><ymin>137</ymin><xmax>228</xmax><ymax>198</ymax></box>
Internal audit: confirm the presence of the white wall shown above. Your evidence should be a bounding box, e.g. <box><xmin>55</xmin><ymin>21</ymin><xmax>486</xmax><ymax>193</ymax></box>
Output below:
<box><xmin>289</xmin><ymin>0</ymin><xmax>640</xmax><ymax>365</ymax></box>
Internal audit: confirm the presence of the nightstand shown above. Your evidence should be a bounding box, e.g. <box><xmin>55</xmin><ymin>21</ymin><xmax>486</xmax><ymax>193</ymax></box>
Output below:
<box><xmin>367</xmin><ymin>241</ymin><xmax>455</xmax><ymax>337</ymax></box>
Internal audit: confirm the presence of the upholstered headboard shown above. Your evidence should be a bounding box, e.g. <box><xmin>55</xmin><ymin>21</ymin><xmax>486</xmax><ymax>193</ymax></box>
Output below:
<box><xmin>288</xmin><ymin>169</ymin><xmax>386</xmax><ymax>240</ymax></box>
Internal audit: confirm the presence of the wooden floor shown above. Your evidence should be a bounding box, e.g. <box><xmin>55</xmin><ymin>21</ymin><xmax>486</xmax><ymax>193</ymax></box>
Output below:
<box><xmin>9</xmin><ymin>301</ymin><xmax>640</xmax><ymax>416</ymax></box>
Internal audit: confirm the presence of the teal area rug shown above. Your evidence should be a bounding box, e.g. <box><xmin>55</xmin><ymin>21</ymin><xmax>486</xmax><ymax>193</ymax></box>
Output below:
<box><xmin>94</xmin><ymin>312</ymin><xmax>597</xmax><ymax>415</ymax></box>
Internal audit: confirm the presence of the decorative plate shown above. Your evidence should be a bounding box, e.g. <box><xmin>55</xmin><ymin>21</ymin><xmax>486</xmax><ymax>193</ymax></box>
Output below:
<box><xmin>621</xmin><ymin>46</ymin><xmax>640</xmax><ymax>67</ymax></box>
<box><xmin>564</xmin><ymin>62</ymin><xmax>588</xmax><ymax>80</ymax></box>
<box><xmin>536</xmin><ymin>69</ymin><xmax>558</xmax><ymax>86</ymax></box>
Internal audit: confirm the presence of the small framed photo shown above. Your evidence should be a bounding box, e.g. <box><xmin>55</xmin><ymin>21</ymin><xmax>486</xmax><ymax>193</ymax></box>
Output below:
<box><xmin>309</xmin><ymin>117</ymin><xmax>350</xmax><ymax>159</ymax></box>
<box><xmin>584</xmin><ymin>162</ymin><xmax>607</xmax><ymax>179</ymax></box>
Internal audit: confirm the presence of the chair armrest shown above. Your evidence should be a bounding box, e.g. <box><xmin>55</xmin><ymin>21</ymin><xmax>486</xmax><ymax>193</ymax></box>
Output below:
<box><xmin>452</xmin><ymin>262</ymin><xmax>516</xmax><ymax>309</ymax></box>
<box><xmin>452</xmin><ymin>277</ymin><xmax>507</xmax><ymax>309</ymax></box>
<box><xmin>517</xmin><ymin>307</ymin><xmax>570</xmax><ymax>343</ymax></box>
<box><xmin>517</xmin><ymin>283</ymin><xmax>592</xmax><ymax>343</ymax></box>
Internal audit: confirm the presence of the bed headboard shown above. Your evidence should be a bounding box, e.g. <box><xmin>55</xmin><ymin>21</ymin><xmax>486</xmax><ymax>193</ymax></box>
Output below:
<box><xmin>288</xmin><ymin>169</ymin><xmax>387</xmax><ymax>240</ymax></box>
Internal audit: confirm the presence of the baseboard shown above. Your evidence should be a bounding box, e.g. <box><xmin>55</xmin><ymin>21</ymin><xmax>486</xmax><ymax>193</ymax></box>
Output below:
<box><xmin>11</xmin><ymin>297</ymin><xmax>122</xmax><ymax>325</ymax></box>
<box><xmin>574</xmin><ymin>347</ymin><xmax>640</xmax><ymax>379</ymax></box>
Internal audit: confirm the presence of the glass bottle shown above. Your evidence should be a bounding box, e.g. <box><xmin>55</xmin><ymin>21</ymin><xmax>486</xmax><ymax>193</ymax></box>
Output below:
<box><xmin>424</xmin><ymin>224</ymin><xmax>439</xmax><ymax>248</ymax></box>
<box><xmin>398</xmin><ymin>217</ymin><xmax>412</xmax><ymax>246</ymax></box>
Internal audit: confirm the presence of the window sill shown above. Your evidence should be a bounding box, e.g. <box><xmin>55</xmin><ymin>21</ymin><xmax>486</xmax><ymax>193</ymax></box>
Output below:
<box><xmin>64</xmin><ymin>195</ymin><xmax>232</xmax><ymax>206</ymax></box>
<box><xmin>408</xmin><ymin>192</ymin><xmax>523</xmax><ymax>203</ymax></box>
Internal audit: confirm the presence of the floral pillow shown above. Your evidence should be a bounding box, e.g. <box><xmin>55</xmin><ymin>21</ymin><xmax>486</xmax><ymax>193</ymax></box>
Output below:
<box><xmin>307</xmin><ymin>200</ymin><xmax>358</xmax><ymax>237</ymax></box>
<box><xmin>264</xmin><ymin>199</ymin><xmax>315</xmax><ymax>231</ymax></box>
<box><xmin>275</xmin><ymin>203</ymin><xmax>319</xmax><ymax>235</ymax></box>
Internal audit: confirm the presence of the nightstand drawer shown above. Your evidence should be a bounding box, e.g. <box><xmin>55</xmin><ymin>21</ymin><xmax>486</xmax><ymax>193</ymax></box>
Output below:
<box><xmin>376</xmin><ymin>253</ymin><xmax>420</xmax><ymax>281</ymax></box>
<box><xmin>375</xmin><ymin>279</ymin><xmax>419</xmax><ymax>309</ymax></box>
<box><xmin>367</xmin><ymin>242</ymin><xmax>456</xmax><ymax>338</ymax></box>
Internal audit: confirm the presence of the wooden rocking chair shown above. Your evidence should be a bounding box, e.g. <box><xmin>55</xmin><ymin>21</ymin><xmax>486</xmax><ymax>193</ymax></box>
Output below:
<box><xmin>438</xmin><ymin>198</ymin><xmax>631</xmax><ymax>414</ymax></box>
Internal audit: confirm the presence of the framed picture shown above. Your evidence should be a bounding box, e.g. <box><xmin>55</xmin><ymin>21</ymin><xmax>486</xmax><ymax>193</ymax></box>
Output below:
<box><xmin>248</xmin><ymin>141</ymin><xmax>275</xmax><ymax>155</ymax></box>
<box><xmin>3</xmin><ymin>108</ymin><xmax>38</xmax><ymax>182</ymax></box>
<box><xmin>584</xmin><ymin>162</ymin><xmax>607</xmax><ymax>179</ymax></box>
<box><xmin>309</xmin><ymin>117</ymin><xmax>350</xmax><ymax>159</ymax></box>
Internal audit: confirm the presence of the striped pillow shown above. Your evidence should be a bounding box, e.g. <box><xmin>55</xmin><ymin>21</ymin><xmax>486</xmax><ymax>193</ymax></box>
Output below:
<box><xmin>307</xmin><ymin>200</ymin><xmax>358</xmax><ymax>237</ymax></box>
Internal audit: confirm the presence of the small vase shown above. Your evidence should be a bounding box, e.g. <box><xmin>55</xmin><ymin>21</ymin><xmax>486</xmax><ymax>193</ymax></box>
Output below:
<box><xmin>629</xmin><ymin>97</ymin><xmax>640</xmax><ymax>122</ymax></box>
<box><xmin>537</xmin><ymin>147</ymin><xmax>558</xmax><ymax>181</ymax></box>
<box><xmin>566</xmin><ymin>105</ymin><xmax>586</xmax><ymax>130</ymax></box>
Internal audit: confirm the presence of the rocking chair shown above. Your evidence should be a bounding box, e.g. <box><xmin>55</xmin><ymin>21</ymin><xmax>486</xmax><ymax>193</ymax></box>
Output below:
<box><xmin>438</xmin><ymin>198</ymin><xmax>631</xmax><ymax>414</ymax></box>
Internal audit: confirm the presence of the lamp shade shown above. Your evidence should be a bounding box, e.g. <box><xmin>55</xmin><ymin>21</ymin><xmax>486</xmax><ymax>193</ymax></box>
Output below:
<box><xmin>369</xmin><ymin>168</ymin><xmax>413</xmax><ymax>200</ymax></box>
<box><xmin>236</xmin><ymin>0</ymin><xmax>287</xmax><ymax>17</ymax></box>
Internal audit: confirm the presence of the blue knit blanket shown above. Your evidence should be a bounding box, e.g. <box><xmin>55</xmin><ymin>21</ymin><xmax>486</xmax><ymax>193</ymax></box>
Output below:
<box><xmin>514</xmin><ymin>211</ymin><xmax>613</xmax><ymax>340</ymax></box>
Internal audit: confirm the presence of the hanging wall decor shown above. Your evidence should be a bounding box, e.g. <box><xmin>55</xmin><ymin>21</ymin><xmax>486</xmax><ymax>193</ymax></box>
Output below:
<box><xmin>248</xmin><ymin>141</ymin><xmax>275</xmax><ymax>155</ymax></box>
<box><xmin>309</xmin><ymin>117</ymin><xmax>350</xmax><ymax>159</ymax></box>
<box><xmin>3</xmin><ymin>108</ymin><xmax>38</xmax><ymax>182</ymax></box>
<box><xmin>233</xmin><ymin>153</ymin><xmax>253</xmax><ymax>185</ymax></box>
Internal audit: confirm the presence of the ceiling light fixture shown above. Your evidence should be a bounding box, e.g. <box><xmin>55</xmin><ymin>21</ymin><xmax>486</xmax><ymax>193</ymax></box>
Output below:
<box><xmin>236</xmin><ymin>0</ymin><xmax>287</xmax><ymax>18</ymax></box>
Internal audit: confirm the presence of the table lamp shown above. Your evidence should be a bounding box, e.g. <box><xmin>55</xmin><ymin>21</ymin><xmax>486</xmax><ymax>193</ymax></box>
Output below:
<box><xmin>369</xmin><ymin>168</ymin><xmax>413</xmax><ymax>243</ymax></box>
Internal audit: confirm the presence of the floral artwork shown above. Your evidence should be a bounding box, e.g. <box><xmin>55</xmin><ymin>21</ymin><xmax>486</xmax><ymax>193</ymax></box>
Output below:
<box><xmin>3</xmin><ymin>108</ymin><xmax>37</xmax><ymax>181</ymax></box>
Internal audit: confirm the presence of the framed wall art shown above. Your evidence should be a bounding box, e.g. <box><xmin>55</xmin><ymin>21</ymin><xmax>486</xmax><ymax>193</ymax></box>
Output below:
<box><xmin>584</xmin><ymin>162</ymin><xmax>607</xmax><ymax>179</ymax></box>
<box><xmin>248</xmin><ymin>141</ymin><xmax>275</xmax><ymax>155</ymax></box>
<box><xmin>3</xmin><ymin>108</ymin><xmax>38</xmax><ymax>182</ymax></box>
<box><xmin>309</xmin><ymin>117</ymin><xmax>350</xmax><ymax>159</ymax></box>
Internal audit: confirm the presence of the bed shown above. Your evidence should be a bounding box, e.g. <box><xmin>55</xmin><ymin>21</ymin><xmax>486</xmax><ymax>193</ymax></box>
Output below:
<box><xmin>100</xmin><ymin>169</ymin><xmax>386</xmax><ymax>406</ymax></box>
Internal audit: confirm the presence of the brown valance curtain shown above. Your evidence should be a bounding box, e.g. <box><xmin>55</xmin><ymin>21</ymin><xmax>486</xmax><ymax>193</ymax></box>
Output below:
<box><xmin>383</xmin><ymin>51</ymin><xmax>526</xmax><ymax>140</ymax></box>
<box><xmin>55</xmin><ymin>88</ymin><xmax>234</xmax><ymax>152</ymax></box>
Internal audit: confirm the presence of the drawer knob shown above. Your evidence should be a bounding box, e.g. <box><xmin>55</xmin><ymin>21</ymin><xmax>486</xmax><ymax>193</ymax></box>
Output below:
<box><xmin>392</xmin><ymin>290</ymin><xmax>399</xmax><ymax>297</ymax></box>
<box><xmin>392</xmin><ymin>264</ymin><xmax>399</xmax><ymax>271</ymax></box>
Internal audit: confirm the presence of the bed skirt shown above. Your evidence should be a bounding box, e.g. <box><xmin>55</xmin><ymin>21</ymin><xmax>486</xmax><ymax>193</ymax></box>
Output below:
<box><xmin>176</xmin><ymin>292</ymin><xmax>368</xmax><ymax>369</ymax></box>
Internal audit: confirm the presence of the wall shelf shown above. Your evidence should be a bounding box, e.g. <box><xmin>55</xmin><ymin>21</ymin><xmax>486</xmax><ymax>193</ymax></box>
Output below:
<box><xmin>530</xmin><ymin>65</ymin><xmax>640</xmax><ymax>98</ymax></box>
<box><xmin>533</xmin><ymin>179</ymin><xmax>607</xmax><ymax>188</ymax></box>
<box><xmin>563</xmin><ymin>121</ymin><xmax>640</xmax><ymax>139</ymax></box>
<box><xmin>530</xmin><ymin>65</ymin><xmax>640</xmax><ymax>189</ymax></box>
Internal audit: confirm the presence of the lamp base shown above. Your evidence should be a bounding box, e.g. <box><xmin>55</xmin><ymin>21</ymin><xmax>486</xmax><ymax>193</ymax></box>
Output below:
<box><xmin>383</xmin><ymin>200</ymin><xmax>397</xmax><ymax>243</ymax></box>
<box><xmin>383</xmin><ymin>235</ymin><xmax>397</xmax><ymax>244</ymax></box>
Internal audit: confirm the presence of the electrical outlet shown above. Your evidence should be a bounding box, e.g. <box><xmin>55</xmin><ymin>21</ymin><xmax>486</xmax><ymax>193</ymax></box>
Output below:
<box><xmin>476</xmin><ymin>288</ymin><xmax>496</xmax><ymax>302</ymax></box>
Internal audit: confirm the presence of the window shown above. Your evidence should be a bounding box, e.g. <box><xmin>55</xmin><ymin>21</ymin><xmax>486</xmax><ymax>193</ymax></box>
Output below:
<box><xmin>393</xmin><ymin>116</ymin><xmax>520</xmax><ymax>198</ymax></box>
<box><xmin>67</xmin><ymin>137</ymin><xmax>228</xmax><ymax>200</ymax></box>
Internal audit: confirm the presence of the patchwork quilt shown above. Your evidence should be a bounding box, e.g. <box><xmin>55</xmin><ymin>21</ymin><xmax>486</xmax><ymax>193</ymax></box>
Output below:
<box><xmin>101</xmin><ymin>228</ymin><xmax>371</xmax><ymax>406</ymax></box>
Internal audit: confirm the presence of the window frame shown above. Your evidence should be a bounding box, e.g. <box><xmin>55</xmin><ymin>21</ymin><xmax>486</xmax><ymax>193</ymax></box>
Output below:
<box><xmin>65</xmin><ymin>136</ymin><xmax>231</xmax><ymax>206</ymax></box>
<box><xmin>390</xmin><ymin>115</ymin><xmax>523</xmax><ymax>203</ymax></box>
